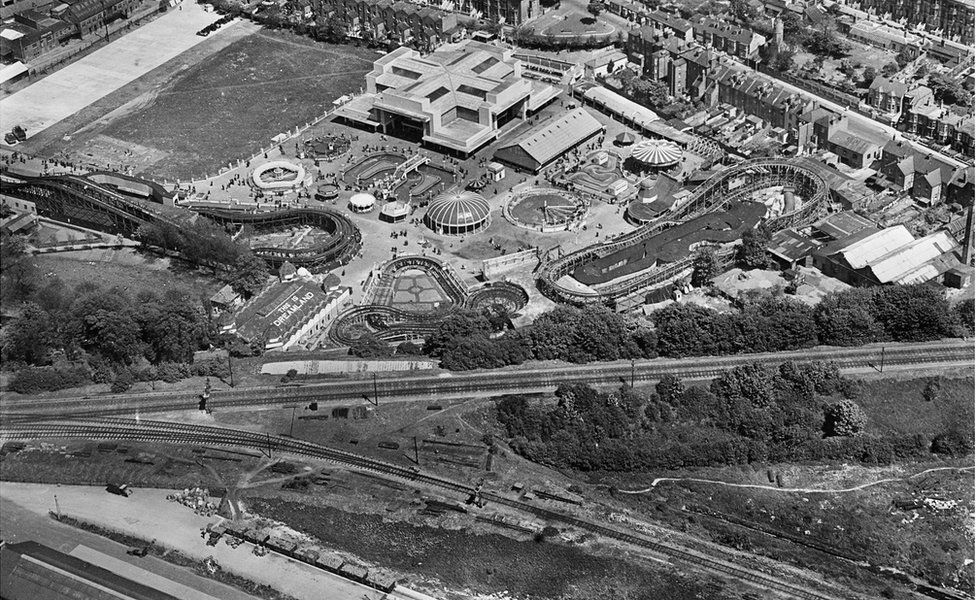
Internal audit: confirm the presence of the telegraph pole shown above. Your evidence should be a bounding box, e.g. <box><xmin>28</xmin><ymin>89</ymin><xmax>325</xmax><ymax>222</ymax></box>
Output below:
<box><xmin>372</xmin><ymin>372</ymin><xmax>379</xmax><ymax>407</ymax></box>
<box><xmin>630</xmin><ymin>358</ymin><xmax>636</xmax><ymax>389</ymax></box>
<box><xmin>880</xmin><ymin>346</ymin><xmax>885</xmax><ymax>373</ymax></box>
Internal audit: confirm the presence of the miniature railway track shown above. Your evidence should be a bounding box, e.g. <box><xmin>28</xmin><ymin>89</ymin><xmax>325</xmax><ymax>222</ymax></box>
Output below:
<box><xmin>0</xmin><ymin>417</ymin><xmax>843</xmax><ymax>599</ymax></box>
<box><xmin>2</xmin><ymin>340</ymin><xmax>971</xmax><ymax>424</ymax></box>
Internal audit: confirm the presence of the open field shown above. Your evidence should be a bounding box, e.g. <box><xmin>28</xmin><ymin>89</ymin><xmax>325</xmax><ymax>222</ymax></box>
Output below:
<box><xmin>857</xmin><ymin>375</ymin><xmax>975</xmax><ymax>437</ymax></box>
<box><xmin>28</xmin><ymin>248</ymin><xmax>223</xmax><ymax>299</ymax></box>
<box><xmin>101</xmin><ymin>31</ymin><xmax>376</xmax><ymax>180</ymax></box>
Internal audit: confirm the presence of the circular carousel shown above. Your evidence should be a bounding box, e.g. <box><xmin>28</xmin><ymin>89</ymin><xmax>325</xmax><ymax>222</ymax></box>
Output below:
<box><xmin>628</xmin><ymin>139</ymin><xmax>683</xmax><ymax>174</ymax></box>
<box><xmin>505</xmin><ymin>188</ymin><xmax>588</xmax><ymax>232</ymax></box>
<box><xmin>423</xmin><ymin>189</ymin><xmax>491</xmax><ymax>236</ymax></box>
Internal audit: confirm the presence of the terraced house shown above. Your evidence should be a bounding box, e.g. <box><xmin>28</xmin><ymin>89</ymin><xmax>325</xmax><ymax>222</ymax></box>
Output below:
<box><xmin>318</xmin><ymin>0</ymin><xmax>461</xmax><ymax>49</ymax></box>
<box><xmin>63</xmin><ymin>0</ymin><xmax>139</xmax><ymax>38</ymax></box>
<box><xmin>846</xmin><ymin>0</ymin><xmax>974</xmax><ymax>45</ymax></box>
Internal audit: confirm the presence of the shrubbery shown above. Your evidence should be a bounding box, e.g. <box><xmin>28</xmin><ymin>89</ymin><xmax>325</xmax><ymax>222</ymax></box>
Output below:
<box><xmin>494</xmin><ymin>362</ymin><xmax>942</xmax><ymax>471</ymax></box>
<box><xmin>10</xmin><ymin>364</ymin><xmax>91</xmax><ymax>394</ymax></box>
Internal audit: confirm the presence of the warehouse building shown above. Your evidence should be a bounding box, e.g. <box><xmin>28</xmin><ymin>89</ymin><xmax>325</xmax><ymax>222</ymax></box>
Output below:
<box><xmin>813</xmin><ymin>225</ymin><xmax>960</xmax><ymax>286</ymax></box>
<box><xmin>492</xmin><ymin>108</ymin><xmax>604</xmax><ymax>174</ymax></box>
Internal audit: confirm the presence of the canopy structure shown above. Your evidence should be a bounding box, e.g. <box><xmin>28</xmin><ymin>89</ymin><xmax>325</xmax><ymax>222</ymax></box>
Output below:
<box><xmin>615</xmin><ymin>131</ymin><xmax>637</xmax><ymax>146</ymax></box>
<box><xmin>630</xmin><ymin>139</ymin><xmax>682</xmax><ymax>169</ymax></box>
<box><xmin>424</xmin><ymin>189</ymin><xmax>491</xmax><ymax>235</ymax></box>
<box><xmin>349</xmin><ymin>192</ymin><xmax>376</xmax><ymax>212</ymax></box>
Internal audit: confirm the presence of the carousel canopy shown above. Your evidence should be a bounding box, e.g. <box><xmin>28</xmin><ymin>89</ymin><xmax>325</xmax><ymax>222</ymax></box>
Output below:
<box><xmin>426</xmin><ymin>190</ymin><xmax>490</xmax><ymax>228</ymax></box>
<box><xmin>349</xmin><ymin>192</ymin><xmax>376</xmax><ymax>209</ymax></box>
<box><xmin>631</xmin><ymin>139</ymin><xmax>682</xmax><ymax>166</ymax></box>
<box><xmin>615</xmin><ymin>131</ymin><xmax>637</xmax><ymax>145</ymax></box>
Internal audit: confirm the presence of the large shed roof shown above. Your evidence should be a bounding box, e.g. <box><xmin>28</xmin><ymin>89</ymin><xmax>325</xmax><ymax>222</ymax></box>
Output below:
<box><xmin>492</xmin><ymin>108</ymin><xmax>603</xmax><ymax>172</ymax></box>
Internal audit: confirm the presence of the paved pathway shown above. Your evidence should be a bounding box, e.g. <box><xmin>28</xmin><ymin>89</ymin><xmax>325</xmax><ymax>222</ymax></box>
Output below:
<box><xmin>0</xmin><ymin>2</ymin><xmax>227</xmax><ymax>138</ymax></box>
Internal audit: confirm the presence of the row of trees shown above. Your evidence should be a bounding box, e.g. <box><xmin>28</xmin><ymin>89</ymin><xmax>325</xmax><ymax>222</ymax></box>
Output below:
<box><xmin>495</xmin><ymin>362</ymin><xmax>965</xmax><ymax>473</ymax></box>
<box><xmin>423</xmin><ymin>283</ymin><xmax>964</xmax><ymax>371</ymax></box>
<box><xmin>134</xmin><ymin>220</ymin><xmax>268</xmax><ymax>297</ymax></box>
<box><xmin>652</xmin><ymin>284</ymin><xmax>962</xmax><ymax>358</ymax></box>
<box><xmin>422</xmin><ymin>305</ymin><xmax>658</xmax><ymax>370</ymax></box>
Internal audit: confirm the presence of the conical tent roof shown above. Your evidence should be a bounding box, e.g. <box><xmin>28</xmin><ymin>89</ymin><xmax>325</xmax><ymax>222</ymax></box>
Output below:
<box><xmin>616</xmin><ymin>131</ymin><xmax>637</xmax><ymax>145</ymax></box>
<box><xmin>631</xmin><ymin>139</ymin><xmax>682</xmax><ymax>166</ymax></box>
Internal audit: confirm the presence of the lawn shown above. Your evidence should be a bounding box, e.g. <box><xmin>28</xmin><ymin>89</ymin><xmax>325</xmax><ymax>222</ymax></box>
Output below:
<box><xmin>103</xmin><ymin>31</ymin><xmax>377</xmax><ymax>180</ymax></box>
<box><xmin>30</xmin><ymin>248</ymin><xmax>223</xmax><ymax>300</ymax></box>
<box><xmin>857</xmin><ymin>375</ymin><xmax>974</xmax><ymax>438</ymax></box>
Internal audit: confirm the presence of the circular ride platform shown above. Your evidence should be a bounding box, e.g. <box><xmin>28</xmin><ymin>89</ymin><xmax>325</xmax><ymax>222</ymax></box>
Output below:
<box><xmin>505</xmin><ymin>188</ymin><xmax>588</xmax><ymax>232</ymax></box>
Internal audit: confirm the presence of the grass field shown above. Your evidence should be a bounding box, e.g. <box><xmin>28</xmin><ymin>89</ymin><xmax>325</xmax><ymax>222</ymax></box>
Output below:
<box><xmin>858</xmin><ymin>376</ymin><xmax>975</xmax><ymax>438</ymax></box>
<box><xmin>30</xmin><ymin>248</ymin><xmax>223</xmax><ymax>300</ymax></box>
<box><xmin>102</xmin><ymin>31</ymin><xmax>376</xmax><ymax>180</ymax></box>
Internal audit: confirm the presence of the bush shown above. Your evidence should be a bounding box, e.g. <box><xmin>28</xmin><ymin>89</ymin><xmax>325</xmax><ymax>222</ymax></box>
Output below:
<box><xmin>931</xmin><ymin>429</ymin><xmax>973</xmax><ymax>456</ymax></box>
<box><xmin>157</xmin><ymin>362</ymin><xmax>190</xmax><ymax>383</ymax></box>
<box><xmin>110</xmin><ymin>368</ymin><xmax>134</xmax><ymax>393</ymax></box>
<box><xmin>823</xmin><ymin>399</ymin><xmax>867</xmax><ymax>437</ymax></box>
<box><xmin>10</xmin><ymin>364</ymin><xmax>90</xmax><ymax>394</ymax></box>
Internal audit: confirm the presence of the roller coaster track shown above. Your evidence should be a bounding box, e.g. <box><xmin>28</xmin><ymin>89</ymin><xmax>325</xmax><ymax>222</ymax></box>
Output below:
<box><xmin>196</xmin><ymin>207</ymin><xmax>362</xmax><ymax>273</ymax></box>
<box><xmin>538</xmin><ymin>158</ymin><xmax>831</xmax><ymax>307</ymax></box>
<box><xmin>0</xmin><ymin>417</ymin><xmax>848</xmax><ymax>599</ymax></box>
<box><xmin>329</xmin><ymin>257</ymin><xmax>528</xmax><ymax>345</ymax></box>
<box><xmin>1</xmin><ymin>173</ymin><xmax>186</xmax><ymax>236</ymax></box>
<box><xmin>3</xmin><ymin>340</ymin><xmax>971</xmax><ymax>424</ymax></box>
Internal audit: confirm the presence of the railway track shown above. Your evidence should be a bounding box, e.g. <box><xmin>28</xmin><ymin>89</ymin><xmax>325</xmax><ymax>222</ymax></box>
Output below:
<box><xmin>0</xmin><ymin>417</ymin><xmax>845</xmax><ymax>599</ymax></box>
<box><xmin>2</xmin><ymin>340</ymin><xmax>972</xmax><ymax>423</ymax></box>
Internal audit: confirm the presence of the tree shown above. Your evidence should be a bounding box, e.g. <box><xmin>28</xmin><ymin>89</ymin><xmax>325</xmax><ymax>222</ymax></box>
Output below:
<box><xmin>229</xmin><ymin>253</ymin><xmax>269</xmax><ymax>298</ymax></box>
<box><xmin>349</xmin><ymin>332</ymin><xmax>393</xmax><ymax>358</ymax></box>
<box><xmin>803</xmin><ymin>29</ymin><xmax>848</xmax><ymax>58</ymax></box>
<box><xmin>138</xmin><ymin>292</ymin><xmax>209</xmax><ymax>363</ymax></box>
<box><xmin>771</xmin><ymin>48</ymin><xmax>796</xmax><ymax>73</ymax></box>
<box><xmin>652</xmin><ymin>303</ymin><xmax>722</xmax><ymax>357</ymax></box>
<box><xmin>814</xmin><ymin>289</ymin><xmax>883</xmax><ymax>346</ymax></box>
<box><xmin>655</xmin><ymin>374</ymin><xmax>685</xmax><ymax>404</ymax></box>
<box><xmin>824</xmin><ymin>399</ymin><xmax>867</xmax><ymax>437</ymax></box>
<box><xmin>586</xmin><ymin>1</ymin><xmax>604</xmax><ymax>16</ymax></box>
<box><xmin>894</xmin><ymin>46</ymin><xmax>913</xmax><ymax>69</ymax></box>
<box><xmin>736</xmin><ymin>228</ymin><xmax>771</xmax><ymax>269</ymax></box>
<box><xmin>111</xmin><ymin>368</ymin><xmax>135</xmax><ymax>393</ymax></box>
<box><xmin>868</xmin><ymin>284</ymin><xmax>957</xmax><ymax>342</ymax></box>
<box><xmin>692</xmin><ymin>247</ymin><xmax>719</xmax><ymax>287</ymax></box>
<box><xmin>927</xmin><ymin>72</ymin><xmax>971</xmax><ymax>108</ymax></box>
<box><xmin>880</xmin><ymin>62</ymin><xmax>900</xmax><ymax>79</ymax></box>
<box><xmin>1</xmin><ymin>302</ymin><xmax>59</xmax><ymax>365</ymax></box>
<box><xmin>630</xmin><ymin>77</ymin><xmax>669</xmax><ymax>106</ymax></box>
<box><xmin>68</xmin><ymin>290</ymin><xmax>142</xmax><ymax>363</ymax></box>
<box><xmin>862</xmin><ymin>66</ymin><xmax>878</xmax><ymax>87</ymax></box>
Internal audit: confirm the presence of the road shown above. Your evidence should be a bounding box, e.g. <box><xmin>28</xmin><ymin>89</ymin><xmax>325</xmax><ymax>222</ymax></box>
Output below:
<box><xmin>2</xmin><ymin>339</ymin><xmax>972</xmax><ymax>422</ymax></box>
<box><xmin>0</xmin><ymin>486</ymin><xmax>260</xmax><ymax>600</ymax></box>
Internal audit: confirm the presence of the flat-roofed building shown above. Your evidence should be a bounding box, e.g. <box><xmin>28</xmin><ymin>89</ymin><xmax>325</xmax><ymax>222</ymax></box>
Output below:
<box><xmin>334</xmin><ymin>41</ymin><xmax>560</xmax><ymax>156</ymax></box>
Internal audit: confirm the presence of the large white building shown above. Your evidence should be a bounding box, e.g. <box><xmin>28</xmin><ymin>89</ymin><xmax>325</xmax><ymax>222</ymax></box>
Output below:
<box><xmin>334</xmin><ymin>40</ymin><xmax>561</xmax><ymax>156</ymax></box>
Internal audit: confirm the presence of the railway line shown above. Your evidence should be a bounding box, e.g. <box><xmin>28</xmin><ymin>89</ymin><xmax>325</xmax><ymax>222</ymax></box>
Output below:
<box><xmin>0</xmin><ymin>417</ymin><xmax>846</xmax><ymax>599</ymax></box>
<box><xmin>2</xmin><ymin>340</ymin><xmax>971</xmax><ymax>423</ymax></box>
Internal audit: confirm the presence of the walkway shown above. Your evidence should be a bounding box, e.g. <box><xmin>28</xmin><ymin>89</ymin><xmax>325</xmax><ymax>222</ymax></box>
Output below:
<box><xmin>0</xmin><ymin>2</ymin><xmax>226</xmax><ymax>139</ymax></box>
<box><xmin>616</xmin><ymin>466</ymin><xmax>975</xmax><ymax>495</ymax></box>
